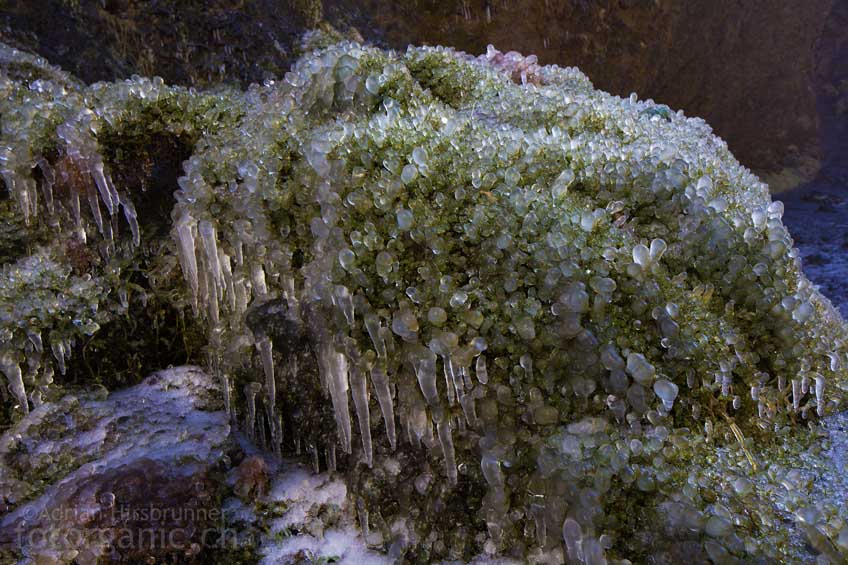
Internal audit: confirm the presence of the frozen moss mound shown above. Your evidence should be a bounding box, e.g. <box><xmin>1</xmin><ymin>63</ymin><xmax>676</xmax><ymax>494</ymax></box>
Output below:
<box><xmin>1</xmin><ymin>37</ymin><xmax>847</xmax><ymax>562</ymax></box>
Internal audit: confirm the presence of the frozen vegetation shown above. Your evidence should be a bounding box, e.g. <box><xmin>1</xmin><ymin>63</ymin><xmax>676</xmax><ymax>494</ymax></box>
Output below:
<box><xmin>0</xmin><ymin>34</ymin><xmax>847</xmax><ymax>563</ymax></box>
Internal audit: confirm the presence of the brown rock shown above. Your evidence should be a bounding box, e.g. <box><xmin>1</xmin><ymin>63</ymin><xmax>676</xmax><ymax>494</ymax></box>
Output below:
<box><xmin>233</xmin><ymin>455</ymin><xmax>270</xmax><ymax>501</ymax></box>
<box><xmin>0</xmin><ymin>367</ymin><xmax>232</xmax><ymax>564</ymax></box>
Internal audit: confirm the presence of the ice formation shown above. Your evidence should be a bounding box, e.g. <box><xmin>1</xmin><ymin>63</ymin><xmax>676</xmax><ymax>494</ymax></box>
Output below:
<box><xmin>1</xmin><ymin>37</ymin><xmax>847</xmax><ymax>562</ymax></box>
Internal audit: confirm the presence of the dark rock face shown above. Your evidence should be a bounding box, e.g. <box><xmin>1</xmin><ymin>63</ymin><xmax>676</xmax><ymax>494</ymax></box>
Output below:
<box><xmin>1</xmin><ymin>0</ymin><xmax>844</xmax><ymax>189</ymax></box>
<box><xmin>814</xmin><ymin>0</ymin><xmax>848</xmax><ymax>186</ymax></box>
<box><xmin>0</xmin><ymin>0</ymin><xmax>302</xmax><ymax>86</ymax></box>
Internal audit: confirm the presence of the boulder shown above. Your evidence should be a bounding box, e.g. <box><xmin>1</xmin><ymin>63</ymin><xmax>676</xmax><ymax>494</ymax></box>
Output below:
<box><xmin>0</xmin><ymin>367</ymin><xmax>231</xmax><ymax>564</ymax></box>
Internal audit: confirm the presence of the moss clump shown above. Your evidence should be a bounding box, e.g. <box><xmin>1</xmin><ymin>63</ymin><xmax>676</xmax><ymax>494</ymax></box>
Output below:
<box><xmin>1</xmin><ymin>34</ymin><xmax>847</xmax><ymax>562</ymax></box>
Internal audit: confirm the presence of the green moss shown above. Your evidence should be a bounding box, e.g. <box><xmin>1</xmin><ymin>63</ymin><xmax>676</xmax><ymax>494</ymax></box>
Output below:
<box><xmin>0</xmin><ymin>36</ymin><xmax>846</xmax><ymax>562</ymax></box>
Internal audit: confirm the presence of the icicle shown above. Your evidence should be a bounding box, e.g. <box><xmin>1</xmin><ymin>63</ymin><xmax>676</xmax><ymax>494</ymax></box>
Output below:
<box><xmin>0</xmin><ymin>352</ymin><xmax>28</xmax><ymax>415</ymax></box>
<box><xmin>356</xmin><ymin>497</ymin><xmax>370</xmax><ymax>539</ymax></box>
<box><xmin>364</xmin><ymin>314</ymin><xmax>386</xmax><ymax>357</ymax></box>
<box><xmin>378</xmin><ymin>328</ymin><xmax>395</xmax><ymax>360</ymax></box>
<box><xmin>199</xmin><ymin>220</ymin><xmax>224</xmax><ymax>298</ymax></box>
<box><xmin>175</xmin><ymin>214</ymin><xmax>199</xmax><ymax>308</ymax></box>
<box><xmin>119</xmin><ymin>192</ymin><xmax>140</xmax><ymax>247</ymax></box>
<box><xmin>257</xmin><ymin>336</ymin><xmax>276</xmax><ymax>414</ymax></box>
<box><xmin>91</xmin><ymin>161</ymin><xmax>118</xmax><ymax>215</ymax></box>
<box><xmin>815</xmin><ymin>374</ymin><xmax>826</xmax><ymax>417</ymax></box>
<box><xmin>327</xmin><ymin>444</ymin><xmax>337</xmax><ymax>472</ymax></box>
<box><xmin>36</xmin><ymin>158</ymin><xmax>56</xmax><ymax>218</ymax></box>
<box><xmin>333</xmin><ymin>285</ymin><xmax>355</xmax><ymax>326</ymax></box>
<box><xmin>251</xmin><ymin>262</ymin><xmax>268</xmax><ymax>297</ymax></box>
<box><xmin>475</xmin><ymin>354</ymin><xmax>489</xmax><ymax>384</ymax></box>
<box><xmin>206</xmin><ymin>270</ymin><xmax>221</xmax><ymax>327</ymax></box>
<box><xmin>455</xmin><ymin>412</ymin><xmax>466</xmax><ymax>433</ymax></box>
<box><xmin>481</xmin><ymin>455</ymin><xmax>503</xmax><ymax>487</ymax></box>
<box><xmin>350</xmin><ymin>363</ymin><xmax>373</xmax><ymax>467</ymax></box>
<box><xmin>85</xmin><ymin>180</ymin><xmax>105</xmax><ymax>236</ymax></box>
<box><xmin>244</xmin><ymin>382</ymin><xmax>262</xmax><ymax>439</ymax></box>
<box><xmin>197</xmin><ymin>267</ymin><xmax>210</xmax><ymax>320</ymax></box>
<box><xmin>520</xmin><ymin>354</ymin><xmax>533</xmax><ymax>381</ymax></box>
<box><xmin>461</xmin><ymin>366</ymin><xmax>473</xmax><ymax>388</ymax></box>
<box><xmin>234</xmin><ymin>276</ymin><xmax>250</xmax><ymax>318</ymax></box>
<box><xmin>330</xmin><ymin>351</ymin><xmax>351</xmax><ymax>453</ymax></box>
<box><xmin>371</xmin><ymin>365</ymin><xmax>397</xmax><ymax>449</ymax></box>
<box><xmin>562</xmin><ymin>518</ymin><xmax>583</xmax><ymax>562</ymax></box>
<box><xmin>412</xmin><ymin>347</ymin><xmax>439</xmax><ymax>405</ymax></box>
<box><xmin>792</xmin><ymin>379</ymin><xmax>801</xmax><ymax>412</ymax></box>
<box><xmin>311</xmin><ymin>444</ymin><xmax>320</xmax><ymax>473</ymax></box>
<box><xmin>408</xmin><ymin>400</ymin><xmax>428</xmax><ymax>447</ymax></box>
<box><xmin>23</xmin><ymin>177</ymin><xmax>38</xmax><ymax>224</ymax></box>
<box><xmin>443</xmin><ymin>358</ymin><xmax>456</xmax><ymax>406</ymax></box>
<box><xmin>321</xmin><ymin>344</ymin><xmax>353</xmax><ymax>453</ymax></box>
<box><xmin>51</xmin><ymin>341</ymin><xmax>66</xmax><ymax>375</ymax></box>
<box><xmin>447</xmin><ymin>357</ymin><xmax>464</xmax><ymax>400</ymax></box>
<box><xmin>69</xmin><ymin>189</ymin><xmax>85</xmax><ymax>242</ymax></box>
<box><xmin>220</xmin><ymin>370</ymin><xmax>232</xmax><ymax>418</ymax></box>
<box><xmin>530</xmin><ymin>503</ymin><xmax>547</xmax><ymax>547</ymax></box>
<box><xmin>436</xmin><ymin>415</ymin><xmax>458</xmax><ymax>486</ymax></box>
<box><xmin>27</xmin><ymin>330</ymin><xmax>43</xmax><ymax>354</ymax></box>
<box><xmin>460</xmin><ymin>393</ymin><xmax>478</xmax><ymax>427</ymax></box>
<box><xmin>220</xmin><ymin>251</ymin><xmax>236</xmax><ymax>312</ymax></box>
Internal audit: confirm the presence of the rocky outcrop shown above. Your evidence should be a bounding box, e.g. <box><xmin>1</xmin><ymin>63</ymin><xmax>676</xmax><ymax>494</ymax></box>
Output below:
<box><xmin>1</xmin><ymin>29</ymin><xmax>847</xmax><ymax>563</ymax></box>
<box><xmin>0</xmin><ymin>367</ymin><xmax>231</xmax><ymax>564</ymax></box>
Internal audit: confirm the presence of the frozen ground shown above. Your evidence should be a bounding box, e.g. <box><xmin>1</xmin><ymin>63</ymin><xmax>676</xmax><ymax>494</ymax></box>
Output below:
<box><xmin>780</xmin><ymin>143</ymin><xmax>848</xmax><ymax>550</ymax></box>
<box><xmin>782</xmin><ymin>181</ymin><xmax>848</xmax><ymax>317</ymax></box>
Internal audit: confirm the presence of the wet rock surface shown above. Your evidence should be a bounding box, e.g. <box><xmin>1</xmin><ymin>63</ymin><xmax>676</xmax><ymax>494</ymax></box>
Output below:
<box><xmin>0</xmin><ymin>367</ymin><xmax>231</xmax><ymax>564</ymax></box>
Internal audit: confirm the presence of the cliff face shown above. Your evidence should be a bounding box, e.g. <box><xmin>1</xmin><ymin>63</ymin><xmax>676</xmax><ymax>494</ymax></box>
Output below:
<box><xmin>1</xmin><ymin>0</ymin><xmax>840</xmax><ymax>190</ymax></box>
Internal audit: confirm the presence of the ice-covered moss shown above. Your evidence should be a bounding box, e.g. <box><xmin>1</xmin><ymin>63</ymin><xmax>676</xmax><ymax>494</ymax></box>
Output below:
<box><xmin>0</xmin><ymin>249</ymin><xmax>110</xmax><ymax>416</ymax></box>
<box><xmin>1</xmin><ymin>36</ymin><xmax>847</xmax><ymax>562</ymax></box>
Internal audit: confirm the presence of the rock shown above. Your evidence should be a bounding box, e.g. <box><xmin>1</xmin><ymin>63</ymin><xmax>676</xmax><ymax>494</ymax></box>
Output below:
<box><xmin>0</xmin><ymin>367</ymin><xmax>231</xmax><ymax>564</ymax></box>
<box><xmin>233</xmin><ymin>455</ymin><xmax>270</xmax><ymax>501</ymax></box>
<box><xmin>1</xmin><ymin>33</ymin><xmax>848</xmax><ymax>563</ymax></box>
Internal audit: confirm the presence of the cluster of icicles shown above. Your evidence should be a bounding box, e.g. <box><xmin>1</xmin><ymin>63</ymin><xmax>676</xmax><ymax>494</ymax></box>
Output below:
<box><xmin>1</xmin><ymin>124</ymin><xmax>140</xmax><ymax>249</ymax></box>
<box><xmin>172</xmin><ymin>208</ymin><xmax>479</xmax><ymax>483</ymax></box>
<box><xmin>0</xmin><ymin>130</ymin><xmax>138</xmax><ymax>418</ymax></box>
